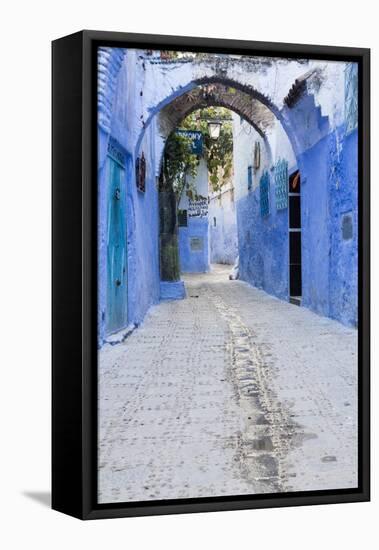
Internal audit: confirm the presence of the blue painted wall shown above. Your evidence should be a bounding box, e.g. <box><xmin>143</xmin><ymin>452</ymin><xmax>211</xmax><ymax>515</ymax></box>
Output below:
<box><xmin>236</xmin><ymin>176</ymin><xmax>289</xmax><ymax>301</ymax></box>
<box><xmin>300</xmin><ymin>136</ymin><xmax>331</xmax><ymax>318</ymax></box>
<box><xmin>98</xmin><ymin>54</ymin><xmax>161</xmax><ymax>345</ymax></box>
<box><xmin>177</xmin><ymin>129</ymin><xmax>357</xmax><ymax>326</ymax></box>
<box><xmin>233</xmin><ymin>114</ymin><xmax>358</xmax><ymax>328</ymax></box>
<box><xmin>179</xmin><ymin>217</ymin><xmax>210</xmax><ymax>273</ymax></box>
<box><xmin>97</xmin><ymin>128</ymin><xmax>110</xmax><ymax>345</ymax></box>
<box><xmin>300</xmin><ymin>126</ymin><xmax>358</xmax><ymax>326</ymax></box>
<box><xmin>124</xmin><ymin>136</ymin><xmax>161</xmax><ymax>329</ymax></box>
<box><xmin>328</xmin><ymin>127</ymin><xmax>358</xmax><ymax>326</ymax></box>
<box><xmin>178</xmin><ymin>159</ymin><xmax>210</xmax><ymax>273</ymax></box>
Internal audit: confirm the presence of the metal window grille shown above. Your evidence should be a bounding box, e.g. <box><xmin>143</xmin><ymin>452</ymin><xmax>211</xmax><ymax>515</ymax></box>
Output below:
<box><xmin>275</xmin><ymin>158</ymin><xmax>288</xmax><ymax>210</ymax></box>
<box><xmin>260</xmin><ymin>171</ymin><xmax>270</xmax><ymax>217</ymax></box>
<box><xmin>178</xmin><ymin>209</ymin><xmax>188</xmax><ymax>227</ymax></box>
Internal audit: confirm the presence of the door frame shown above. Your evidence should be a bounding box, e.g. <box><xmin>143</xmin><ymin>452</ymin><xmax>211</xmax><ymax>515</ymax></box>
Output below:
<box><xmin>105</xmin><ymin>138</ymin><xmax>128</xmax><ymax>336</ymax></box>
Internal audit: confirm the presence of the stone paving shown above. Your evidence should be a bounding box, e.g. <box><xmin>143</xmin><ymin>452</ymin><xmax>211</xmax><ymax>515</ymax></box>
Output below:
<box><xmin>98</xmin><ymin>265</ymin><xmax>358</xmax><ymax>503</ymax></box>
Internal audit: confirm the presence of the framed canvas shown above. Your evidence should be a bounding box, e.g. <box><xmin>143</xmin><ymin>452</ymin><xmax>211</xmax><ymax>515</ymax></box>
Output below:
<box><xmin>52</xmin><ymin>30</ymin><xmax>370</xmax><ymax>520</ymax></box>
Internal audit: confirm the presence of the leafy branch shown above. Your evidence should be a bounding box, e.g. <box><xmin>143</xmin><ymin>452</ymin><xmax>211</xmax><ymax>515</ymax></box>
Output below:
<box><xmin>182</xmin><ymin>107</ymin><xmax>233</xmax><ymax>193</ymax></box>
<box><xmin>160</xmin><ymin>107</ymin><xmax>234</xmax><ymax>199</ymax></box>
<box><xmin>160</xmin><ymin>132</ymin><xmax>199</xmax><ymax>204</ymax></box>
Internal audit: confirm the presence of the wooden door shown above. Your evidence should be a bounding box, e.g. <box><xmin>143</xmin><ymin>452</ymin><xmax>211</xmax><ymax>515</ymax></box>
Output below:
<box><xmin>106</xmin><ymin>157</ymin><xmax>127</xmax><ymax>334</ymax></box>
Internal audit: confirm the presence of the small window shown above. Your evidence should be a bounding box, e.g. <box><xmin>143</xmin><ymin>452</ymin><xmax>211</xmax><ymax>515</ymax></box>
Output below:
<box><xmin>342</xmin><ymin>212</ymin><xmax>353</xmax><ymax>240</ymax></box>
<box><xmin>190</xmin><ymin>237</ymin><xmax>203</xmax><ymax>251</ymax></box>
<box><xmin>213</xmin><ymin>217</ymin><xmax>217</xmax><ymax>227</ymax></box>
<box><xmin>178</xmin><ymin>209</ymin><xmax>188</xmax><ymax>227</ymax></box>
<box><xmin>254</xmin><ymin>142</ymin><xmax>261</xmax><ymax>170</ymax></box>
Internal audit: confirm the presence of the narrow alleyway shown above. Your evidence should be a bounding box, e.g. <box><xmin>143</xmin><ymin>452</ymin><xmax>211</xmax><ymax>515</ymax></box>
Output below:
<box><xmin>98</xmin><ymin>265</ymin><xmax>357</xmax><ymax>503</ymax></box>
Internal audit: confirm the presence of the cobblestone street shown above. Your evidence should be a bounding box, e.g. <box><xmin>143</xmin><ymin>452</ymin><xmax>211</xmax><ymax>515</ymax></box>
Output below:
<box><xmin>98</xmin><ymin>265</ymin><xmax>358</xmax><ymax>503</ymax></box>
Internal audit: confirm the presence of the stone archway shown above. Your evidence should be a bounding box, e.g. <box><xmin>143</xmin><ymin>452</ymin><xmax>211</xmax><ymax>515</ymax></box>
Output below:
<box><xmin>156</xmin><ymin>82</ymin><xmax>276</xmax><ymax>176</ymax></box>
<box><xmin>134</xmin><ymin>67</ymin><xmax>330</xmax><ymax>170</ymax></box>
<box><xmin>130</xmin><ymin>67</ymin><xmax>330</xmax><ymax>293</ymax></box>
<box><xmin>97</xmin><ymin>48</ymin><xmax>330</xmax><ymax>184</ymax></box>
<box><xmin>155</xmin><ymin>84</ymin><xmax>281</xmax><ymax>287</ymax></box>
<box><xmin>97</xmin><ymin>48</ymin><xmax>349</xmax><ymax>325</ymax></box>
<box><xmin>127</xmin><ymin>58</ymin><xmax>336</xmax><ymax>324</ymax></box>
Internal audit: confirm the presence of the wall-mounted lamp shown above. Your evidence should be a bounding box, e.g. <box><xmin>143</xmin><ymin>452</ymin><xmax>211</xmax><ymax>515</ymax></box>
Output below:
<box><xmin>208</xmin><ymin>121</ymin><xmax>222</xmax><ymax>140</ymax></box>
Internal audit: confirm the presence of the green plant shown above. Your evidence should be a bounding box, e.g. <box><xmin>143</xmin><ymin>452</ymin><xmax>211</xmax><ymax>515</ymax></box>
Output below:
<box><xmin>160</xmin><ymin>132</ymin><xmax>200</xmax><ymax>204</ymax></box>
<box><xmin>160</xmin><ymin>107</ymin><xmax>234</xmax><ymax>200</ymax></box>
<box><xmin>182</xmin><ymin>107</ymin><xmax>233</xmax><ymax>193</ymax></box>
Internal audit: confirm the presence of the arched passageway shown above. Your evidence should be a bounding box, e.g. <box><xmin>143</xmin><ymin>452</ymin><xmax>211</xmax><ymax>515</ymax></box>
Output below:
<box><xmin>97</xmin><ymin>46</ymin><xmax>359</xmax><ymax>505</ymax></box>
<box><xmin>98</xmin><ymin>47</ymin><xmax>357</xmax><ymax>342</ymax></box>
<box><xmin>133</xmin><ymin>74</ymin><xmax>325</xmax><ymax>309</ymax></box>
<box><xmin>151</xmin><ymin>83</ymin><xmax>300</xmax><ymax>307</ymax></box>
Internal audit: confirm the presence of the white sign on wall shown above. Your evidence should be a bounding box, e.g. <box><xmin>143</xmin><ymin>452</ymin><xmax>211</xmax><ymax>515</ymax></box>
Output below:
<box><xmin>188</xmin><ymin>197</ymin><xmax>208</xmax><ymax>218</ymax></box>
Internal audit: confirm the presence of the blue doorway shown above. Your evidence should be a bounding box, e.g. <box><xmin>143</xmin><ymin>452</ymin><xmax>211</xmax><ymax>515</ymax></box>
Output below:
<box><xmin>106</xmin><ymin>155</ymin><xmax>128</xmax><ymax>334</ymax></box>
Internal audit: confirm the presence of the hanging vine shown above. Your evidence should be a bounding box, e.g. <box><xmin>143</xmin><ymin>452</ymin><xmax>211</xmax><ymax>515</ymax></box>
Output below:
<box><xmin>182</xmin><ymin>107</ymin><xmax>233</xmax><ymax>193</ymax></box>
<box><xmin>160</xmin><ymin>107</ymin><xmax>234</xmax><ymax>200</ymax></box>
<box><xmin>159</xmin><ymin>132</ymin><xmax>200</xmax><ymax>204</ymax></box>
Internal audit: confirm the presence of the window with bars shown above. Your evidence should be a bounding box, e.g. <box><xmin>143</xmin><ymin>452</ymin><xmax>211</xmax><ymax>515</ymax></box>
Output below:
<box><xmin>260</xmin><ymin>171</ymin><xmax>270</xmax><ymax>217</ymax></box>
<box><xmin>178</xmin><ymin>209</ymin><xmax>188</xmax><ymax>227</ymax></box>
<box><xmin>274</xmin><ymin>158</ymin><xmax>288</xmax><ymax>210</ymax></box>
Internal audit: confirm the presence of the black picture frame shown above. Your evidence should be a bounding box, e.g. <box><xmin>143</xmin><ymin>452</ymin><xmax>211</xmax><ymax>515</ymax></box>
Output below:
<box><xmin>52</xmin><ymin>30</ymin><xmax>370</xmax><ymax>520</ymax></box>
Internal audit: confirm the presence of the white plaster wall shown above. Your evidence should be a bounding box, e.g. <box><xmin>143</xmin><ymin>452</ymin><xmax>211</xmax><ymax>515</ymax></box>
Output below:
<box><xmin>232</xmin><ymin>115</ymin><xmax>269</xmax><ymax>201</ymax></box>
<box><xmin>209</xmin><ymin>184</ymin><xmax>238</xmax><ymax>265</ymax></box>
<box><xmin>267</xmin><ymin>119</ymin><xmax>297</xmax><ymax>173</ymax></box>
<box><xmin>308</xmin><ymin>60</ymin><xmax>347</xmax><ymax>128</ymax></box>
<box><xmin>178</xmin><ymin>158</ymin><xmax>209</xmax><ymax>209</ymax></box>
<box><xmin>232</xmin><ymin>113</ymin><xmax>296</xmax><ymax>203</ymax></box>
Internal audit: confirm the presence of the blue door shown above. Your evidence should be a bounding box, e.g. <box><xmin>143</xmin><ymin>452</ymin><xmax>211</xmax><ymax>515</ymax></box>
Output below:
<box><xmin>106</xmin><ymin>157</ymin><xmax>127</xmax><ymax>334</ymax></box>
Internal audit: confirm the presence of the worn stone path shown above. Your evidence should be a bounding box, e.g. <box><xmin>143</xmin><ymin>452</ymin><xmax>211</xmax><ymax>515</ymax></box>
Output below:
<box><xmin>98</xmin><ymin>265</ymin><xmax>357</xmax><ymax>503</ymax></box>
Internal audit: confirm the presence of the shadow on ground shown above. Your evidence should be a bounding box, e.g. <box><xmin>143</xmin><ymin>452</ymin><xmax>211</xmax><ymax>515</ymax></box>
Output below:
<box><xmin>23</xmin><ymin>491</ymin><xmax>51</xmax><ymax>507</ymax></box>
